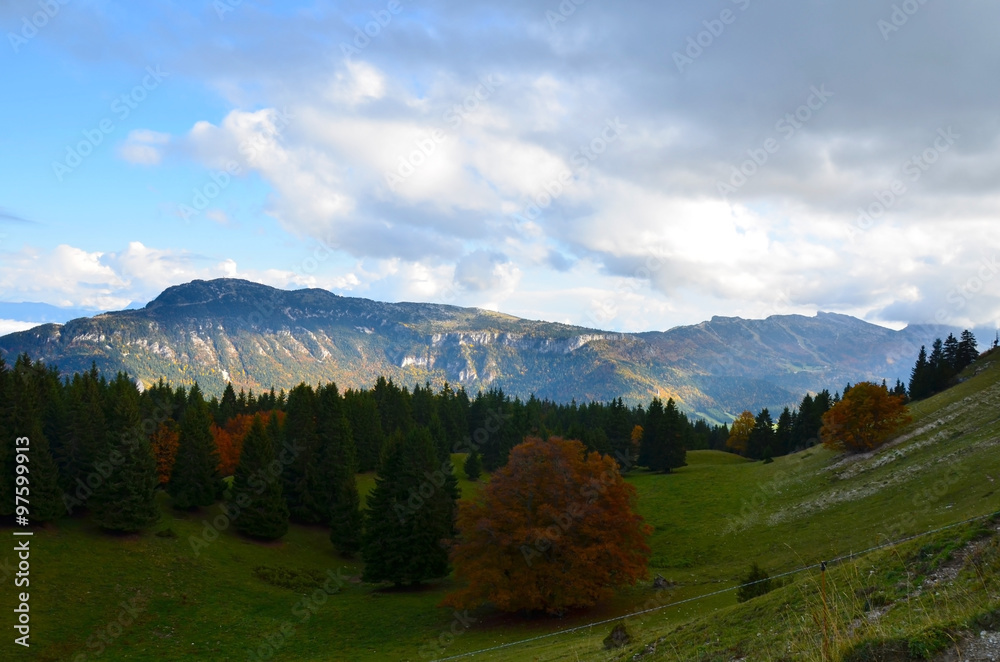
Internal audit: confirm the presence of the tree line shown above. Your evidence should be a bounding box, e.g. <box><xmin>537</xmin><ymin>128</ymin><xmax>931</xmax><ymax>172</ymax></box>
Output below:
<box><xmin>908</xmin><ymin>330</ymin><xmax>979</xmax><ymax>401</ymax></box>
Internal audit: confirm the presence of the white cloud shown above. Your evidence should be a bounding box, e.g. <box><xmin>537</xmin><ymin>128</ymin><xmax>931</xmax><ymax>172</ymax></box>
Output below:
<box><xmin>118</xmin><ymin>129</ymin><xmax>170</xmax><ymax>165</ymax></box>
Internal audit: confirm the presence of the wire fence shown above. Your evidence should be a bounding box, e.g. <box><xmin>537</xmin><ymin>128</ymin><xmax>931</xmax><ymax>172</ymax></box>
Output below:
<box><xmin>434</xmin><ymin>508</ymin><xmax>1000</xmax><ymax>661</ymax></box>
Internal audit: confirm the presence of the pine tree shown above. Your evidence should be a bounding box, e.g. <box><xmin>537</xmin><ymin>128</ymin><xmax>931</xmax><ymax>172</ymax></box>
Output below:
<box><xmin>746</xmin><ymin>409</ymin><xmax>775</xmax><ymax>460</ymax></box>
<box><xmin>168</xmin><ymin>384</ymin><xmax>221</xmax><ymax>509</ymax></box>
<box><xmin>10</xmin><ymin>356</ymin><xmax>64</xmax><ymax>522</ymax></box>
<box><xmin>661</xmin><ymin>399</ymin><xmax>688</xmax><ymax>472</ymax></box>
<box><xmin>0</xmin><ymin>356</ymin><xmax>13</xmax><ymax>517</ymax></box>
<box><xmin>774</xmin><ymin>407</ymin><xmax>793</xmax><ymax>457</ymax></box>
<box><xmin>217</xmin><ymin>382</ymin><xmax>238</xmax><ymax>426</ymax></box>
<box><xmin>92</xmin><ymin>375</ymin><xmax>160</xmax><ymax>531</ymax></box>
<box><xmin>282</xmin><ymin>383</ymin><xmax>322</xmax><ymax>523</ymax></box>
<box><xmin>909</xmin><ymin>345</ymin><xmax>932</xmax><ymax>400</ymax></box>
<box><xmin>464</xmin><ymin>449</ymin><xmax>482</xmax><ymax>481</ymax></box>
<box><xmin>638</xmin><ymin>398</ymin><xmax>664</xmax><ymax>469</ymax></box>
<box><xmin>317</xmin><ymin>383</ymin><xmax>362</xmax><ymax>556</ymax></box>
<box><xmin>231</xmin><ymin>416</ymin><xmax>289</xmax><ymax>540</ymax></box>
<box><xmin>957</xmin><ymin>330</ymin><xmax>979</xmax><ymax>371</ymax></box>
<box><xmin>929</xmin><ymin>338</ymin><xmax>948</xmax><ymax>393</ymax></box>
<box><xmin>362</xmin><ymin>427</ymin><xmax>458</xmax><ymax>586</ymax></box>
<box><xmin>344</xmin><ymin>389</ymin><xmax>383</xmax><ymax>473</ymax></box>
<box><xmin>943</xmin><ymin>333</ymin><xmax>960</xmax><ymax>375</ymax></box>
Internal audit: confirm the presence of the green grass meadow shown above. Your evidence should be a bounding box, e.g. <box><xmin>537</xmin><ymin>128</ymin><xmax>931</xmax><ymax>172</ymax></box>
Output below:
<box><xmin>4</xmin><ymin>353</ymin><xmax>1000</xmax><ymax>661</ymax></box>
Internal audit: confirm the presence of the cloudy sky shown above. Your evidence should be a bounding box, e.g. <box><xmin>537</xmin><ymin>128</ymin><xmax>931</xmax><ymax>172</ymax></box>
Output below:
<box><xmin>1</xmin><ymin>0</ymin><xmax>998</xmax><ymax>336</ymax></box>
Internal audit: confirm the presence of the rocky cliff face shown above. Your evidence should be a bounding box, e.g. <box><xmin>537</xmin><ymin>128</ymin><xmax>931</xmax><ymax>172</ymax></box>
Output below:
<box><xmin>0</xmin><ymin>278</ymin><xmax>951</xmax><ymax>423</ymax></box>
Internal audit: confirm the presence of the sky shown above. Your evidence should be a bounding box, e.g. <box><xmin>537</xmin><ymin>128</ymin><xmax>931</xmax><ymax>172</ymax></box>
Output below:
<box><xmin>1</xmin><ymin>0</ymin><xmax>998</xmax><ymax>337</ymax></box>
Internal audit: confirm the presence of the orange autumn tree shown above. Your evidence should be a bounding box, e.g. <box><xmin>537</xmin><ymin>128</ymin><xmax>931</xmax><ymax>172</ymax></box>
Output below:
<box><xmin>213</xmin><ymin>411</ymin><xmax>287</xmax><ymax>477</ymax></box>
<box><xmin>726</xmin><ymin>411</ymin><xmax>755</xmax><ymax>455</ymax></box>
<box><xmin>150</xmin><ymin>421</ymin><xmax>180</xmax><ymax>485</ymax></box>
<box><xmin>443</xmin><ymin>436</ymin><xmax>651</xmax><ymax>614</ymax></box>
<box><xmin>820</xmin><ymin>381</ymin><xmax>912</xmax><ymax>453</ymax></box>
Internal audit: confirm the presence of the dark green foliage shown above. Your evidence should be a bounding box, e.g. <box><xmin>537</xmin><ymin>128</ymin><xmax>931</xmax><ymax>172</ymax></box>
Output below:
<box><xmin>746</xmin><ymin>408</ymin><xmax>774</xmax><ymax>461</ymax></box>
<box><xmin>638</xmin><ymin>397</ymin><xmax>687</xmax><ymax>472</ymax></box>
<box><xmin>0</xmin><ymin>356</ymin><xmax>12</xmax><ymax>517</ymax></box>
<box><xmin>231</xmin><ymin>416</ymin><xmax>289</xmax><ymax>540</ymax></box>
<box><xmin>168</xmin><ymin>385</ymin><xmax>221</xmax><ymax>509</ymax></box>
<box><xmin>316</xmin><ymin>383</ymin><xmax>362</xmax><ymax>555</ymax></box>
<box><xmin>735</xmin><ymin>562</ymin><xmax>772</xmax><ymax>603</ymax></box>
<box><xmin>909</xmin><ymin>331</ymin><xmax>980</xmax><ymax>401</ymax></box>
<box><xmin>362</xmin><ymin>427</ymin><xmax>458</xmax><ymax>586</ymax></box>
<box><xmin>282</xmin><ymin>383</ymin><xmax>322</xmax><ymax>523</ymax></box>
<box><xmin>92</xmin><ymin>374</ymin><xmax>160</xmax><ymax>532</ymax></box>
<box><xmin>9</xmin><ymin>355</ymin><xmax>64</xmax><ymax>522</ymax></box>
<box><xmin>463</xmin><ymin>449</ymin><xmax>482</xmax><ymax>481</ymax></box>
<box><xmin>252</xmin><ymin>565</ymin><xmax>328</xmax><ymax>591</ymax></box>
<box><xmin>344</xmin><ymin>389</ymin><xmax>383</xmax><ymax>473</ymax></box>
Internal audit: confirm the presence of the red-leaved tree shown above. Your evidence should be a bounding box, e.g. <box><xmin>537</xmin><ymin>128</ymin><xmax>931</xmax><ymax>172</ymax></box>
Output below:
<box><xmin>821</xmin><ymin>381</ymin><xmax>911</xmax><ymax>453</ymax></box>
<box><xmin>443</xmin><ymin>436</ymin><xmax>651</xmax><ymax>614</ymax></box>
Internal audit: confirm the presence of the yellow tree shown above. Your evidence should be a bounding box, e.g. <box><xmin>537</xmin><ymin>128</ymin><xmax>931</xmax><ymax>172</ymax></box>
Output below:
<box><xmin>726</xmin><ymin>411</ymin><xmax>755</xmax><ymax>455</ymax></box>
<box><xmin>821</xmin><ymin>382</ymin><xmax>911</xmax><ymax>453</ymax></box>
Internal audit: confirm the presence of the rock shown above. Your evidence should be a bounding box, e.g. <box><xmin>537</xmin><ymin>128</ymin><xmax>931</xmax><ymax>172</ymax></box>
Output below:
<box><xmin>653</xmin><ymin>574</ymin><xmax>672</xmax><ymax>589</ymax></box>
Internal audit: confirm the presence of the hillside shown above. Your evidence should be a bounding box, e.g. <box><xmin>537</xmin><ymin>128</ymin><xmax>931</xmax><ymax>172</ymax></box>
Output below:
<box><xmin>2</xmin><ymin>351</ymin><xmax>998</xmax><ymax>661</ymax></box>
<box><xmin>0</xmin><ymin>279</ymin><xmax>957</xmax><ymax>421</ymax></box>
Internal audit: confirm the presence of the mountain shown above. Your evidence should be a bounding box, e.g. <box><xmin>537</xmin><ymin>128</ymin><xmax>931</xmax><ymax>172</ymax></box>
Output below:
<box><xmin>0</xmin><ymin>278</ymin><xmax>957</xmax><ymax>422</ymax></box>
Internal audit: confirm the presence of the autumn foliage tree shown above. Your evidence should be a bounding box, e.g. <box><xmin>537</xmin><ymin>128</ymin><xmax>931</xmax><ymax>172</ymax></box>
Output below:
<box><xmin>726</xmin><ymin>411</ymin><xmax>755</xmax><ymax>455</ymax></box>
<box><xmin>444</xmin><ymin>437</ymin><xmax>651</xmax><ymax>614</ymax></box>
<box><xmin>820</xmin><ymin>381</ymin><xmax>912</xmax><ymax>453</ymax></box>
<box><xmin>150</xmin><ymin>421</ymin><xmax>180</xmax><ymax>485</ymax></box>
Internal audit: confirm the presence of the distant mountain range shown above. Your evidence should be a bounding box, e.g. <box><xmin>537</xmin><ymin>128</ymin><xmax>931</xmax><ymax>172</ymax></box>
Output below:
<box><xmin>0</xmin><ymin>279</ymin><xmax>962</xmax><ymax>423</ymax></box>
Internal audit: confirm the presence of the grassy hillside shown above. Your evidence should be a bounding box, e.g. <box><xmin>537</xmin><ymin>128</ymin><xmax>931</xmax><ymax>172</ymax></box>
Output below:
<box><xmin>3</xmin><ymin>351</ymin><xmax>998</xmax><ymax>661</ymax></box>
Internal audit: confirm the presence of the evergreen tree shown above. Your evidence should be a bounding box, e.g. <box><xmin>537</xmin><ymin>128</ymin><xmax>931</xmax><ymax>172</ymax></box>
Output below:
<box><xmin>928</xmin><ymin>338</ymin><xmax>948</xmax><ymax>393</ymax></box>
<box><xmin>909</xmin><ymin>345</ymin><xmax>932</xmax><ymax>400</ymax></box>
<box><xmin>344</xmin><ymin>389</ymin><xmax>383</xmax><ymax>473</ymax></box>
<box><xmin>464</xmin><ymin>449</ymin><xmax>482</xmax><ymax>481</ymax></box>
<box><xmin>217</xmin><ymin>382</ymin><xmax>238</xmax><ymax>426</ymax></box>
<box><xmin>746</xmin><ymin>409</ymin><xmax>775</xmax><ymax>460</ymax></box>
<box><xmin>957</xmin><ymin>330</ymin><xmax>979</xmax><ymax>370</ymax></box>
<box><xmin>316</xmin><ymin>383</ymin><xmax>362</xmax><ymax>556</ymax></box>
<box><xmin>92</xmin><ymin>375</ymin><xmax>160</xmax><ymax>531</ymax></box>
<box><xmin>661</xmin><ymin>399</ymin><xmax>688</xmax><ymax>472</ymax></box>
<box><xmin>282</xmin><ymin>383</ymin><xmax>323</xmax><ymax>523</ymax></box>
<box><xmin>774</xmin><ymin>407</ymin><xmax>794</xmax><ymax>457</ymax></box>
<box><xmin>168</xmin><ymin>384</ymin><xmax>221</xmax><ymax>509</ymax></box>
<box><xmin>10</xmin><ymin>356</ymin><xmax>64</xmax><ymax>522</ymax></box>
<box><xmin>231</xmin><ymin>416</ymin><xmax>289</xmax><ymax>540</ymax></box>
<box><xmin>943</xmin><ymin>333</ymin><xmax>960</xmax><ymax>374</ymax></box>
<box><xmin>0</xmin><ymin>356</ymin><xmax>11</xmax><ymax>517</ymax></box>
<box><xmin>638</xmin><ymin>398</ymin><xmax>664</xmax><ymax>469</ymax></box>
<box><xmin>362</xmin><ymin>427</ymin><xmax>458</xmax><ymax>586</ymax></box>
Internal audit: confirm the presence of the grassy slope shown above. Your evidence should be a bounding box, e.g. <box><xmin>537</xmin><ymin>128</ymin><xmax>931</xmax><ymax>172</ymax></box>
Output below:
<box><xmin>3</xmin><ymin>354</ymin><xmax>999</xmax><ymax>661</ymax></box>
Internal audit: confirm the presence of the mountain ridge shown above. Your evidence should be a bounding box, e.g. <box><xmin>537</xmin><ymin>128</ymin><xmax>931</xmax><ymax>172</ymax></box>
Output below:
<box><xmin>0</xmin><ymin>278</ymin><xmax>958</xmax><ymax>423</ymax></box>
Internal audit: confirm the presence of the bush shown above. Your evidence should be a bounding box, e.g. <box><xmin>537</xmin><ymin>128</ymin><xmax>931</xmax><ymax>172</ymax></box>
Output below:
<box><xmin>735</xmin><ymin>562</ymin><xmax>773</xmax><ymax>603</ymax></box>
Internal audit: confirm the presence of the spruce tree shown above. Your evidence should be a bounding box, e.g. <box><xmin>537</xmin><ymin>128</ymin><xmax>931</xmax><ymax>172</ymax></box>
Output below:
<box><xmin>661</xmin><ymin>399</ymin><xmax>688</xmax><ymax>472</ymax></box>
<box><xmin>0</xmin><ymin>356</ymin><xmax>12</xmax><ymax>517</ymax></box>
<box><xmin>958</xmin><ymin>330</ymin><xmax>979</xmax><ymax>370</ymax></box>
<box><xmin>168</xmin><ymin>384</ymin><xmax>221</xmax><ymax>509</ymax></box>
<box><xmin>92</xmin><ymin>375</ymin><xmax>160</xmax><ymax>531</ymax></box>
<box><xmin>362</xmin><ymin>427</ymin><xmax>458</xmax><ymax>586</ymax></box>
<box><xmin>638</xmin><ymin>398</ymin><xmax>664</xmax><ymax>469</ymax></box>
<box><xmin>909</xmin><ymin>345</ymin><xmax>931</xmax><ymax>400</ymax></box>
<box><xmin>775</xmin><ymin>407</ymin><xmax>794</xmax><ymax>457</ymax></box>
<box><xmin>747</xmin><ymin>409</ymin><xmax>775</xmax><ymax>460</ymax></box>
<box><xmin>231</xmin><ymin>416</ymin><xmax>289</xmax><ymax>540</ymax></box>
<box><xmin>282</xmin><ymin>383</ymin><xmax>322</xmax><ymax>523</ymax></box>
<box><xmin>10</xmin><ymin>356</ymin><xmax>64</xmax><ymax>522</ymax></box>
<box><xmin>463</xmin><ymin>449</ymin><xmax>482</xmax><ymax>481</ymax></box>
<box><xmin>317</xmin><ymin>383</ymin><xmax>362</xmax><ymax>556</ymax></box>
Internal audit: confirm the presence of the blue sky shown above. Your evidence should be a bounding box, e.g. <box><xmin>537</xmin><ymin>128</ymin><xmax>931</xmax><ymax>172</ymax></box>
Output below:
<box><xmin>2</xmin><ymin>0</ymin><xmax>999</xmax><ymax>336</ymax></box>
